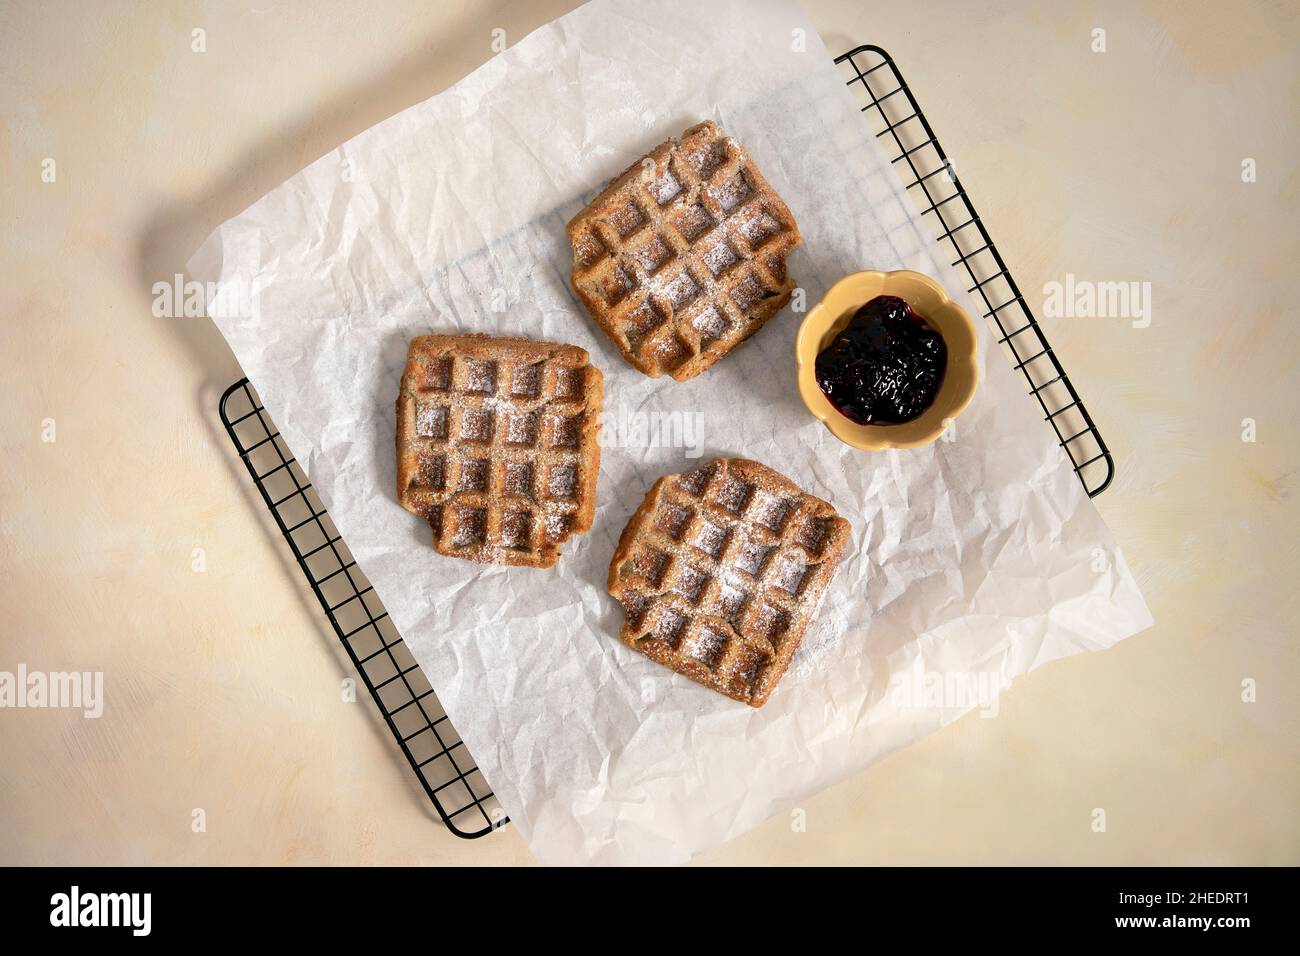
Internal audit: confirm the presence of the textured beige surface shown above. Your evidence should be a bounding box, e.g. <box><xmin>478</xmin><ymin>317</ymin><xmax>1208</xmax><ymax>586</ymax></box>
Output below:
<box><xmin>1</xmin><ymin>0</ymin><xmax>1296</xmax><ymax>866</ymax></box>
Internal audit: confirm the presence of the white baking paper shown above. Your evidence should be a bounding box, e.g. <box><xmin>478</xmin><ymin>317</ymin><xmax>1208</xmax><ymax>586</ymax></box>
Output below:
<box><xmin>189</xmin><ymin>0</ymin><xmax>1152</xmax><ymax>865</ymax></box>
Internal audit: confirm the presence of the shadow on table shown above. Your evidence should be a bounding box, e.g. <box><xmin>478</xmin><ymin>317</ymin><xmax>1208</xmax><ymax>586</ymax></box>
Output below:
<box><xmin>136</xmin><ymin>0</ymin><xmax>581</xmax><ymax>843</ymax></box>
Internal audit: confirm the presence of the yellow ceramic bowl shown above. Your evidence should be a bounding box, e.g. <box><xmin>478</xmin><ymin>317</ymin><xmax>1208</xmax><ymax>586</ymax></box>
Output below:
<box><xmin>795</xmin><ymin>270</ymin><xmax>980</xmax><ymax>450</ymax></box>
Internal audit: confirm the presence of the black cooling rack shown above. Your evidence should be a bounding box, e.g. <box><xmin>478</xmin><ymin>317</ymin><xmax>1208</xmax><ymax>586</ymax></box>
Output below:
<box><xmin>216</xmin><ymin>43</ymin><xmax>1114</xmax><ymax>842</ymax></box>
<box><xmin>838</xmin><ymin>45</ymin><xmax>1113</xmax><ymax>495</ymax></box>
<box><xmin>218</xmin><ymin>378</ymin><xmax>506</xmax><ymax>839</ymax></box>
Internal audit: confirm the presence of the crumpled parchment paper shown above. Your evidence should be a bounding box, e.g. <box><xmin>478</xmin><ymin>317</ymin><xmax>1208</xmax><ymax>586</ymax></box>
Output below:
<box><xmin>189</xmin><ymin>0</ymin><xmax>1152</xmax><ymax>865</ymax></box>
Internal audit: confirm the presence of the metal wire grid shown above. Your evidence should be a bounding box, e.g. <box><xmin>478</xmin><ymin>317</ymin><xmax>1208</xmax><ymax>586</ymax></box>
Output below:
<box><xmin>218</xmin><ymin>379</ymin><xmax>506</xmax><ymax>838</ymax></box>
<box><xmin>836</xmin><ymin>45</ymin><xmax>1114</xmax><ymax>496</ymax></box>
<box><xmin>215</xmin><ymin>43</ymin><xmax>1115</xmax><ymax>842</ymax></box>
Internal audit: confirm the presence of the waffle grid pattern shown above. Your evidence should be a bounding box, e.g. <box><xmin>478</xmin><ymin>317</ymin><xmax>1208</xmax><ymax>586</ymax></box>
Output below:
<box><xmin>397</xmin><ymin>335</ymin><xmax>602</xmax><ymax>568</ymax></box>
<box><xmin>568</xmin><ymin>121</ymin><xmax>801</xmax><ymax>381</ymax></box>
<box><xmin>610</xmin><ymin>459</ymin><xmax>849</xmax><ymax>706</ymax></box>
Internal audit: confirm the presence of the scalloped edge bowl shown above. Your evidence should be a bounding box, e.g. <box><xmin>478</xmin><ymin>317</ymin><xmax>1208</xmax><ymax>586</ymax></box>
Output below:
<box><xmin>795</xmin><ymin>270</ymin><xmax>980</xmax><ymax>450</ymax></box>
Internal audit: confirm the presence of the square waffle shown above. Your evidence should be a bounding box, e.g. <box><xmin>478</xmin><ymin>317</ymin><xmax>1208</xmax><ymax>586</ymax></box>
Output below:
<box><xmin>608</xmin><ymin>458</ymin><xmax>850</xmax><ymax>706</ymax></box>
<box><xmin>567</xmin><ymin>121</ymin><xmax>801</xmax><ymax>382</ymax></box>
<box><xmin>396</xmin><ymin>333</ymin><xmax>603</xmax><ymax>568</ymax></box>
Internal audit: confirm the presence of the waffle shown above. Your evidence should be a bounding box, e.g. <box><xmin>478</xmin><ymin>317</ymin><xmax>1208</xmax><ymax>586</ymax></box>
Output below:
<box><xmin>396</xmin><ymin>333</ymin><xmax>603</xmax><ymax>568</ymax></box>
<box><xmin>608</xmin><ymin>458</ymin><xmax>850</xmax><ymax>706</ymax></box>
<box><xmin>567</xmin><ymin>121</ymin><xmax>801</xmax><ymax>382</ymax></box>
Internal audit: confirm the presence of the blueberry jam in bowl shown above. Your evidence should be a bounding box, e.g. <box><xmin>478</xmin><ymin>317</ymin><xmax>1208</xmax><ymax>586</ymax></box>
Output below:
<box><xmin>816</xmin><ymin>295</ymin><xmax>947</xmax><ymax>425</ymax></box>
<box><xmin>795</xmin><ymin>271</ymin><xmax>979</xmax><ymax>451</ymax></box>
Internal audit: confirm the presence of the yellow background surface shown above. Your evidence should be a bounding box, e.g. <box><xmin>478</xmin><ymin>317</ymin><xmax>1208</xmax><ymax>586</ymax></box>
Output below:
<box><xmin>1</xmin><ymin>0</ymin><xmax>1296</xmax><ymax>865</ymax></box>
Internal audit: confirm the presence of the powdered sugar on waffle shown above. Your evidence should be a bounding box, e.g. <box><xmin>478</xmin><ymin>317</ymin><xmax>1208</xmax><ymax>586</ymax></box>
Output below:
<box><xmin>608</xmin><ymin>457</ymin><xmax>851</xmax><ymax>706</ymax></box>
<box><xmin>567</xmin><ymin>121</ymin><xmax>801</xmax><ymax>380</ymax></box>
<box><xmin>396</xmin><ymin>334</ymin><xmax>603</xmax><ymax>568</ymax></box>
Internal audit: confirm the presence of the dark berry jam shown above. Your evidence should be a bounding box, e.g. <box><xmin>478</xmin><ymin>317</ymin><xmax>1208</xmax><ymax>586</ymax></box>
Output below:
<box><xmin>815</xmin><ymin>295</ymin><xmax>947</xmax><ymax>425</ymax></box>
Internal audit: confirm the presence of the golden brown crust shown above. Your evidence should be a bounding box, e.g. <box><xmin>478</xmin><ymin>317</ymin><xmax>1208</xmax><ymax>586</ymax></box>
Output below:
<box><xmin>396</xmin><ymin>333</ymin><xmax>603</xmax><ymax>568</ymax></box>
<box><xmin>567</xmin><ymin>121</ymin><xmax>801</xmax><ymax>381</ymax></box>
<box><xmin>608</xmin><ymin>458</ymin><xmax>850</xmax><ymax>706</ymax></box>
